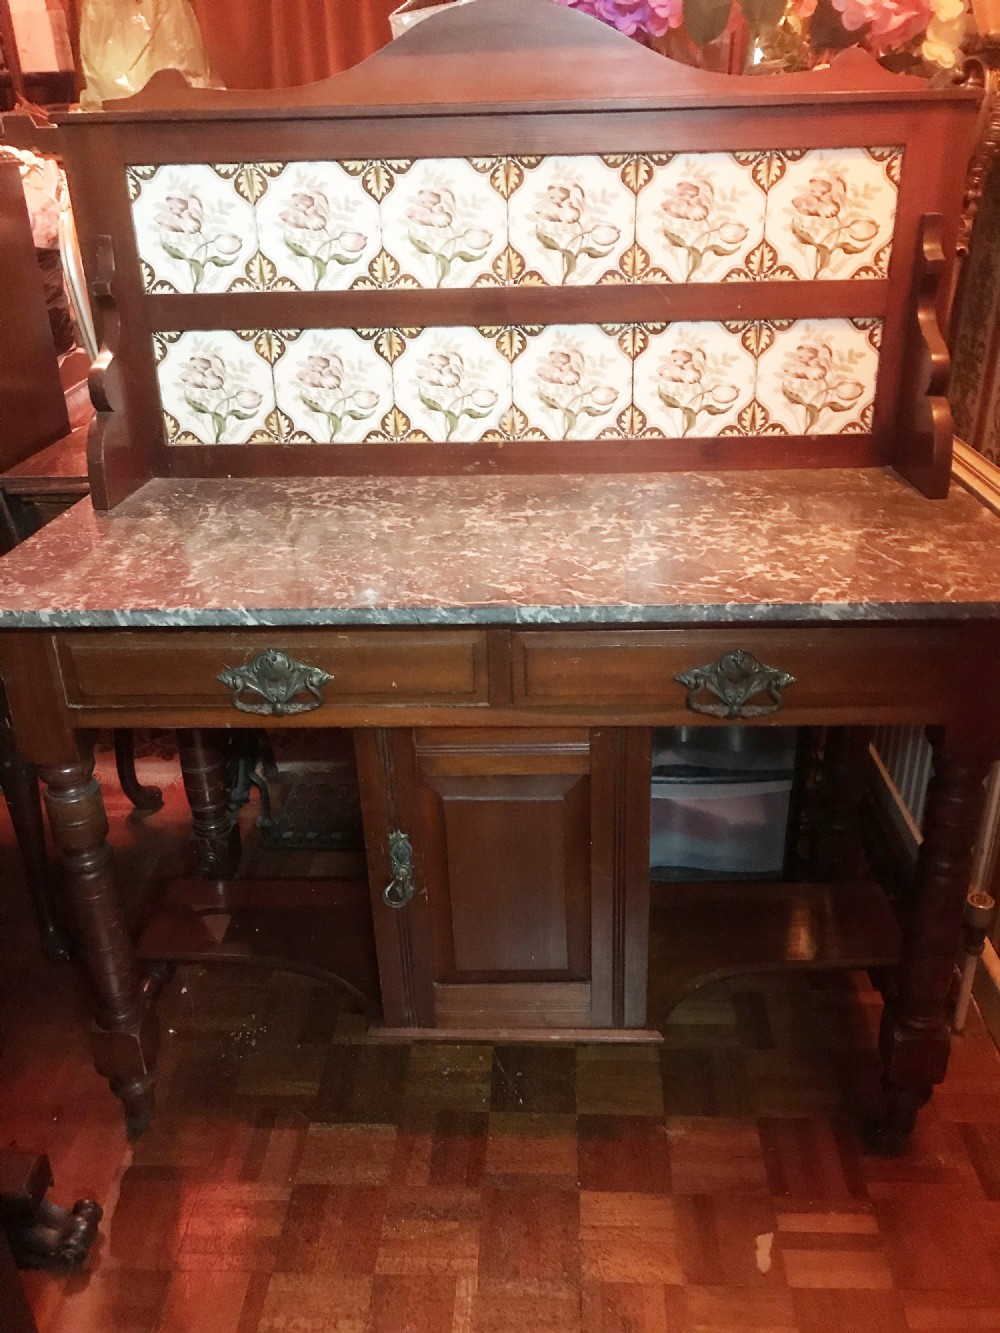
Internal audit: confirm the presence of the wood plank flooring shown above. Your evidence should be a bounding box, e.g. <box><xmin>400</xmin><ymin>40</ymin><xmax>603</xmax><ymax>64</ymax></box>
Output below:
<box><xmin>2</xmin><ymin>742</ymin><xmax>1000</xmax><ymax>1332</ymax></box>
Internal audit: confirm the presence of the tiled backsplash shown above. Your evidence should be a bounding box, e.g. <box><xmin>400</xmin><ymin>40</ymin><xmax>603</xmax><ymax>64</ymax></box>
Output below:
<box><xmin>155</xmin><ymin>319</ymin><xmax>881</xmax><ymax>445</ymax></box>
<box><xmin>129</xmin><ymin>148</ymin><xmax>902</xmax><ymax>294</ymax></box>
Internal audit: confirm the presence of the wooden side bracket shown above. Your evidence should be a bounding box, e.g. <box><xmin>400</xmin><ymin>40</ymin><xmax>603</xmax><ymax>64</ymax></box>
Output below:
<box><xmin>893</xmin><ymin>213</ymin><xmax>954</xmax><ymax>500</ymax></box>
<box><xmin>86</xmin><ymin>235</ymin><xmax>148</xmax><ymax>510</ymax></box>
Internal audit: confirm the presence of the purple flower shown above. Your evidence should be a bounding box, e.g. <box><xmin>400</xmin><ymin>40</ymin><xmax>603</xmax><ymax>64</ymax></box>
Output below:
<box><xmin>552</xmin><ymin>0</ymin><xmax>683</xmax><ymax>38</ymax></box>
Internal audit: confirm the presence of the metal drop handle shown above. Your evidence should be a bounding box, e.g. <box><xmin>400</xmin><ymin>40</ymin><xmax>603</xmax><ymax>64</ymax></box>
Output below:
<box><xmin>382</xmin><ymin>830</ymin><xmax>416</xmax><ymax>909</ymax></box>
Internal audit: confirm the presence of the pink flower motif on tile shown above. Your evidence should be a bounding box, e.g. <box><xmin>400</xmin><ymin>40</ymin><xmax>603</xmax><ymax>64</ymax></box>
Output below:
<box><xmin>294</xmin><ymin>348</ymin><xmax>380</xmax><ymax>439</ymax></box>
<box><xmin>406</xmin><ymin>185</ymin><xmax>494</xmax><ymax>287</ymax></box>
<box><xmin>789</xmin><ymin>171</ymin><xmax>881</xmax><ymax>278</ymax></box>
<box><xmin>416</xmin><ymin>350</ymin><xmax>499</xmax><ymax>440</ymax></box>
<box><xmin>279</xmin><ymin>187</ymin><xmax>369</xmax><ymax>289</ymax></box>
<box><xmin>180</xmin><ymin>354</ymin><xmax>264</xmax><ymax>443</ymax></box>
<box><xmin>655</xmin><ymin>345</ymin><xmax>740</xmax><ymax>436</ymax></box>
<box><xmin>154</xmin><ymin>189</ymin><xmax>244</xmax><ymax>292</ymax></box>
<box><xmin>532</xmin><ymin>181</ymin><xmax>622</xmax><ymax>282</ymax></box>
<box><xmin>658</xmin><ymin>177</ymin><xmax>750</xmax><ymax>280</ymax></box>
<box><xmin>780</xmin><ymin>339</ymin><xmax>866</xmax><ymax>432</ymax></box>
<box><xmin>534</xmin><ymin>340</ymin><xmax>620</xmax><ymax>436</ymax></box>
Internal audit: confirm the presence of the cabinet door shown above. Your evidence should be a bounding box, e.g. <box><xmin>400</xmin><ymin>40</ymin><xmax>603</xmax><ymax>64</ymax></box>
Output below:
<box><xmin>356</xmin><ymin>726</ymin><xmax>650</xmax><ymax>1031</ymax></box>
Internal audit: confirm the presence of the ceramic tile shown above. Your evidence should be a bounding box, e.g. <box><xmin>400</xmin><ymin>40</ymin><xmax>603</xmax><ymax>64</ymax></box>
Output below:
<box><xmin>390</xmin><ymin>327</ymin><xmax>510</xmax><ymax>441</ymax></box>
<box><xmin>755</xmin><ymin>318</ymin><xmax>881</xmax><ymax>434</ymax></box>
<box><xmin>156</xmin><ymin>329</ymin><xmax>275</xmax><ymax>445</ymax></box>
<box><xmin>253</xmin><ymin>161</ymin><xmax>381</xmax><ymax>291</ymax></box>
<box><xmin>377</xmin><ymin>157</ymin><xmax>506</xmax><ymax>289</ymax></box>
<box><xmin>635</xmin><ymin>153</ymin><xmax>766</xmax><ymax>284</ymax></box>
<box><xmin>272</xmin><ymin>329</ymin><xmax>394</xmax><ymax>443</ymax></box>
<box><xmin>128</xmin><ymin>163</ymin><xmax>259</xmax><ymax>294</ymax></box>
<box><xmin>632</xmin><ymin>321</ymin><xmax>755</xmax><ymax>437</ymax></box>
<box><xmin>515</xmin><ymin>325</ymin><xmax>630</xmax><ymax>439</ymax></box>
<box><xmin>764</xmin><ymin>148</ymin><xmax>901</xmax><ymax>280</ymax></box>
<box><xmin>508</xmin><ymin>156</ymin><xmax>635</xmax><ymax>286</ymax></box>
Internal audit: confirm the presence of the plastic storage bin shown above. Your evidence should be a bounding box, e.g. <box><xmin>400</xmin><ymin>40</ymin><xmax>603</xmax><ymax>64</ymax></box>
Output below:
<box><xmin>649</xmin><ymin>777</ymin><xmax>793</xmax><ymax>879</ymax></box>
<box><xmin>649</xmin><ymin>726</ymin><xmax>797</xmax><ymax>880</ymax></box>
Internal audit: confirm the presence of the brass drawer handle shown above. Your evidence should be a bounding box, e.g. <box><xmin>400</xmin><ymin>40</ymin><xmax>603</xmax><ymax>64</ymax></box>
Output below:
<box><xmin>218</xmin><ymin>649</ymin><xmax>333</xmax><ymax>716</ymax></box>
<box><xmin>675</xmin><ymin>649</ymin><xmax>796</xmax><ymax>719</ymax></box>
<box><xmin>383</xmin><ymin>830</ymin><xmax>417</xmax><ymax>909</ymax></box>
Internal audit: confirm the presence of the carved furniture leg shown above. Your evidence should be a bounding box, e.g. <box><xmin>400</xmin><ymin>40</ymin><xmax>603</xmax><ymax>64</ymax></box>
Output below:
<box><xmin>0</xmin><ymin>1150</ymin><xmax>101</xmax><ymax>1270</ymax></box>
<box><xmin>865</xmin><ymin>730</ymin><xmax>990</xmax><ymax>1155</ymax></box>
<box><xmin>176</xmin><ymin>729</ymin><xmax>242</xmax><ymax>879</ymax></box>
<box><xmin>0</xmin><ymin>683</ymin><xmax>69</xmax><ymax>960</ymax></box>
<box><xmin>113</xmin><ymin>730</ymin><xmax>164</xmax><ymax>813</ymax></box>
<box><xmin>40</xmin><ymin>745</ymin><xmax>159</xmax><ymax>1135</ymax></box>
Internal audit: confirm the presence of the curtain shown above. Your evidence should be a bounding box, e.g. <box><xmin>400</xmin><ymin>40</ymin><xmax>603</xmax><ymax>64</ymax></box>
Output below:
<box><xmin>189</xmin><ymin>0</ymin><xmax>398</xmax><ymax>90</ymax></box>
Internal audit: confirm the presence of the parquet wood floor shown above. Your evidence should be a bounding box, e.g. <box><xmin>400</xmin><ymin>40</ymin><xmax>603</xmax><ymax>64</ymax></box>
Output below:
<box><xmin>2</xmin><ymin>744</ymin><xmax>1000</xmax><ymax>1333</ymax></box>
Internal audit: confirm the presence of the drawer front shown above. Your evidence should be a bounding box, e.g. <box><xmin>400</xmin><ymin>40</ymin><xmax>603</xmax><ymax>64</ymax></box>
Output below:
<box><xmin>58</xmin><ymin>629</ymin><xmax>490</xmax><ymax>711</ymax></box>
<box><xmin>511</xmin><ymin>627</ymin><xmax>961</xmax><ymax>720</ymax></box>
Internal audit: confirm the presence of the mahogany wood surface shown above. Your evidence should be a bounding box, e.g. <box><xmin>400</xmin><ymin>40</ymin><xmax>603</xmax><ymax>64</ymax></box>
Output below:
<box><xmin>48</xmin><ymin>0</ymin><xmax>981</xmax><ymax>506</ymax></box>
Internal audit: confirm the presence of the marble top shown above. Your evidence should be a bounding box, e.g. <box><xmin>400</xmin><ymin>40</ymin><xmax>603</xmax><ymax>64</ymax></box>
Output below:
<box><xmin>0</xmin><ymin>469</ymin><xmax>999</xmax><ymax>629</ymax></box>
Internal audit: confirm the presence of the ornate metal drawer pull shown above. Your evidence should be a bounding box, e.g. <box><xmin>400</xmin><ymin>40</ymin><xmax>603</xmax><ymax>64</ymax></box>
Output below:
<box><xmin>675</xmin><ymin>649</ymin><xmax>796</xmax><ymax>719</ymax></box>
<box><xmin>383</xmin><ymin>830</ymin><xmax>416</xmax><ymax>909</ymax></box>
<box><xmin>218</xmin><ymin>649</ymin><xmax>333</xmax><ymax>716</ymax></box>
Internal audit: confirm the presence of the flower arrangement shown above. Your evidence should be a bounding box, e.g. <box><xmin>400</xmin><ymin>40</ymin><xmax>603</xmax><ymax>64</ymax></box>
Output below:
<box><xmin>552</xmin><ymin>0</ymin><xmax>974</xmax><ymax>75</ymax></box>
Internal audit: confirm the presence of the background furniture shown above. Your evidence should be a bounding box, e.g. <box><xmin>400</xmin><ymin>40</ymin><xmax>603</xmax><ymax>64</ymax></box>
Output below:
<box><xmin>0</xmin><ymin>0</ymin><xmax>994</xmax><ymax>1157</ymax></box>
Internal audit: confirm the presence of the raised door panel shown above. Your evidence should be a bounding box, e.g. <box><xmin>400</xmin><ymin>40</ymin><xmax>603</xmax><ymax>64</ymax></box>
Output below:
<box><xmin>356</xmin><ymin>725</ymin><xmax>651</xmax><ymax>1032</ymax></box>
<box><xmin>415</xmin><ymin>740</ymin><xmax>592</xmax><ymax>983</ymax></box>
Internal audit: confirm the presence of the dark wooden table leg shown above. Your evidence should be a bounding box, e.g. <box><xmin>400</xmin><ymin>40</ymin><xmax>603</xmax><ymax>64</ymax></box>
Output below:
<box><xmin>113</xmin><ymin>731</ymin><xmax>164</xmax><ymax>813</ymax></box>
<box><xmin>865</xmin><ymin>727</ymin><xmax>992</xmax><ymax>1155</ymax></box>
<box><xmin>176</xmin><ymin>729</ymin><xmax>241</xmax><ymax>879</ymax></box>
<box><xmin>0</xmin><ymin>683</ymin><xmax>69</xmax><ymax>960</ymax></box>
<box><xmin>40</xmin><ymin>742</ymin><xmax>159</xmax><ymax>1136</ymax></box>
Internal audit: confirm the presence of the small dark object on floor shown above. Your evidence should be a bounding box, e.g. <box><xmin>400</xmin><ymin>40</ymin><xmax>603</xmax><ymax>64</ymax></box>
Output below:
<box><xmin>0</xmin><ymin>1151</ymin><xmax>102</xmax><ymax>1269</ymax></box>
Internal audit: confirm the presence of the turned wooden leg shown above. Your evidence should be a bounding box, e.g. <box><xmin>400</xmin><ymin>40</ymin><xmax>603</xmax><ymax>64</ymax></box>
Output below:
<box><xmin>176</xmin><ymin>729</ymin><xmax>241</xmax><ymax>879</ymax></box>
<box><xmin>40</xmin><ymin>745</ymin><xmax>159</xmax><ymax>1136</ymax></box>
<box><xmin>0</xmin><ymin>685</ymin><xmax>69</xmax><ymax>960</ymax></box>
<box><xmin>113</xmin><ymin>731</ymin><xmax>163</xmax><ymax>813</ymax></box>
<box><xmin>865</xmin><ymin>731</ymin><xmax>990</xmax><ymax>1155</ymax></box>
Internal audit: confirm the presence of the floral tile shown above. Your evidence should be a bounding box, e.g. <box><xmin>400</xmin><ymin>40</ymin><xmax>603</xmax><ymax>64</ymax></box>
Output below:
<box><xmin>254</xmin><ymin>161</ymin><xmax>381</xmax><ymax>291</ymax></box>
<box><xmin>515</xmin><ymin>325</ymin><xmax>631</xmax><ymax>439</ymax></box>
<box><xmin>635</xmin><ymin>153</ymin><xmax>766</xmax><ymax>284</ymax></box>
<box><xmin>128</xmin><ymin>163</ymin><xmax>259</xmax><ymax>294</ymax></box>
<box><xmin>507</xmin><ymin>157</ymin><xmax>636</xmax><ymax>286</ymax></box>
<box><xmin>377</xmin><ymin>158</ymin><xmax>506</xmax><ymax>289</ymax></box>
<box><xmin>155</xmin><ymin>329</ymin><xmax>276</xmax><ymax>445</ymax></box>
<box><xmin>272</xmin><ymin>329</ymin><xmax>394</xmax><ymax>442</ymax></box>
<box><xmin>755</xmin><ymin>318</ymin><xmax>881</xmax><ymax>434</ymax></box>
<box><xmin>764</xmin><ymin>148</ymin><xmax>901</xmax><ymax>281</ymax></box>
<box><xmin>390</xmin><ymin>327</ymin><xmax>510</xmax><ymax>441</ymax></box>
<box><xmin>632</xmin><ymin>321</ymin><xmax>755</xmax><ymax>437</ymax></box>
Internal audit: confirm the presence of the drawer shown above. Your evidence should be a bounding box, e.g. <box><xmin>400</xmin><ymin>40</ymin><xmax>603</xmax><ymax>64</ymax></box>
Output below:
<box><xmin>511</xmin><ymin>627</ymin><xmax>962</xmax><ymax>721</ymax></box>
<box><xmin>58</xmin><ymin>628</ymin><xmax>490</xmax><ymax>711</ymax></box>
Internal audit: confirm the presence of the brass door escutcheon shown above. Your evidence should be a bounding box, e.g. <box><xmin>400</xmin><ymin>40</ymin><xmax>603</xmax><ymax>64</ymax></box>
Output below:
<box><xmin>382</xmin><ymin>830</ymin><xmax>417</xmax><ymax>909</ymax></box>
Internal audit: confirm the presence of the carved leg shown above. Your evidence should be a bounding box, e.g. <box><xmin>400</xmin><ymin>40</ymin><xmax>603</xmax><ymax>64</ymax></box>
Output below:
<box><xmin>865</xmin><ymin>731</ymin><xmax>990</xmax><ymax>1155</ymax></box>
<box><xmin>177</xmin><ymin>729</ymin><xmax>241</xmax><ymax>879</ymax></box>
<box><xmin>40</xmin><ymin>745</ymin><xmax>159</xmax><ymax>1135</ymax></box>
<box><xmin>113</xmin><ymin>730</ymin><xmax>163</xmax><ymax>813</ymax></box>
<box><xmin>0</xmin><ymin>686</ymin><xmax>69</xmax><ymax>960</ymax></box>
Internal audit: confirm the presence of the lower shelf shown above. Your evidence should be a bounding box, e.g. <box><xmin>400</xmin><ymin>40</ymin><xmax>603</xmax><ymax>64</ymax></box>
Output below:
<box><xmin>647</xmin><ymin>878</ymin><xmax>901</xmax><ymax>1023</ymax></box>
<box><xmin>136</xmin><ymin>876</ymin><xmax>381</xmax><ymax>1019</ymax></box>
<box><xmin>136</xmin><ymin>875</ymin><xmax>900</xmax><ymax>1038</ymax></box>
